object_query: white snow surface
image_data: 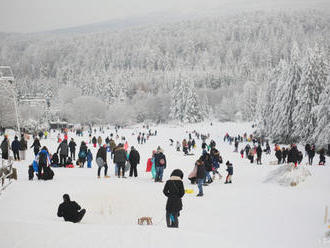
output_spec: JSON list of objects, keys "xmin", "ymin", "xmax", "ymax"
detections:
[
  {"xmin": 0, "ymin": 122, "xmax": 329, "ymax": 248},
  {"xmin": 264, "ymin": 163, "xmax": 312, "ymax": 187}
]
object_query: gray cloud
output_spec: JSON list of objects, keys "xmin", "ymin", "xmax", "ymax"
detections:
[{"xmin": 0, "ymin": 0, "xmax": 329, "ymax": 33}]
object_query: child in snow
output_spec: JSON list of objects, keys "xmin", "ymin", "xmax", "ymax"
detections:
[
  {"xmin": 240, "ymin": 149, "xmax": 244, "ymax": 158},
  {"xmin": 87, "ymin": 149, "xmax": 93, "ymax": 168},
  {"xmin": 225, "ymin": 161, "xmax": 233, "ymax": 184}
]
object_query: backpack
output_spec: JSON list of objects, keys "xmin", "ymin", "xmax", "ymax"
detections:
[
  {"xmin": 79, "ymin": 150, "xmax": 86, "ymax": 159},
  {"xmin": 39, "ymin": 152, "xmax": 48, "ymax": 166}
]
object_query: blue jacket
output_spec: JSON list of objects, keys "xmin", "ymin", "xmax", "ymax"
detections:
[{"xmin": 87, "ymin": 151, "xmax": 93, "ymax": 162}]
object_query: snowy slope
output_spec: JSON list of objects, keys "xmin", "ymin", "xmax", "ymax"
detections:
[{"xmin": 0, "ymin": 122, "xmax": 329, "ymax": 248}]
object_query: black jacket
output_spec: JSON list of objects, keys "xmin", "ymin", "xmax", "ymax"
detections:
[
  {"xmin": 114, "ymin": 147, "xmax": 127, "ymax": 163},
  {"xmin": 57, "ymin": 141, "xmax": 68, "ymax": 156},
  {"xmin": 0, "ymin": 138, "xmax": 9, "ymax": 153},
  {"xmin": 196, "ymin": 163, "xmax": 206, "ymax": 179},
  {"xmin": 11, "ymin": 139, "xmax": 21, "ymax": 152},
  {"xmin": 57, "ymin": 200, "xmax": 81, "ymax": 222},
  {"xmin": 129, "ymin": 149, "xmax": 140, "ymax": 165},
  {"xmin": 69, "ymin": 141, "xmax": 76, "ymax": 152},
  {"xmin": 155, "ymin": 152, "xmax": 166, "ymax": 167},
  {"xmin": 287, "ymin": 147, "xmax": 298, "ymax": 163},
  {"xmin": 226, "ymin": 163, "xmax": 233, "ymax": 175},
  {"xmin": 19, "ymin": 138, "xmax": 27, "ymax": 150},
  {"xmin": 163, "ymin": 177, "xmax": 185, "ymax": 213},
  {"xmin": 200, "ymin": 153, "xmax": 212, "ymax": 172},
  {"xmin": 31, "ymin": 139, "xmax": 41, "ymax": 149},
  {"xmin": 96, "ymin": 146, "xmax": 107, "ymax": 162},
  {"xmin": 256, "ymin": 146, "xmax": 262, "ymax": 157}
]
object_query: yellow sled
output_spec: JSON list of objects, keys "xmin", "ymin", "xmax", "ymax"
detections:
[{"xmin": 185, "ymin": 189, "xmax": 194, "ymax": 194}]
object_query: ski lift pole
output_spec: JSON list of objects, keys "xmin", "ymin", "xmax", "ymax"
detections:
[
  {"xmin": 12, "ymin": 93, "xmax": 20, "ymax": 135},
  {"xmin": 0, "ymin": 66, "xmax": 20, "ymax": 135}
]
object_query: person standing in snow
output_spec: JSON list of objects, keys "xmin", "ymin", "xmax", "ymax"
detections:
[
  {"xmin": 275, "ymin": 146, "xmax": 282, "ymax": 165},
  {"xmin": 1, "ymin": 135, "xmax": 10, "ymax": 161},
  {"xmin": 234, "ymin": 140, "xmax": 239, "ymax": 152},
  {"xmin": 57, "ymin": 139, "xmax": 69, "ymax": 167},
  {"xmin": 308, "ymin": 145, "xmax": 315, "ymax": 165},
  {"xmin": 57, "ymin": 194, "xmax": 86, "ymax": 223},
  {"xmin": 11, "ymin": 136, "xmax": 20, "ymax": 160},
  {"xmin": 92, "ymin": 136, "xmax": 97, "ymax": 148},
  {"xmin": 287, "ymin": 144, "xmax": 299, "ymax": 167},
  {"xmin": 19, "ymin": 134, "xmax": 28, "ymax": 160},
  {"xmin": 97, "ymin": 136, "xmax": 102, "ymax": 147},
  {"xmin": 31, "ymin": 137, "xmax": 41, "ymax": 156},
  {"xmin": 163, "ymin": 169, "xmax": 185, "ymax": 228},
  {"xmin": 256, "ymin": 144, "xmax": 262, "ymax": 165},
  {"xmin": 69, "ymin": 138, "xmax": 77, "ymax": 161},
  {"xmin": 128, "ymin": 146, "xmax": 140, "ymax": 177},
  {"xmin": 87, "ymin": 149, "xmax": 93, "ymax": 168},
  {"xmin": 224, "ymin": 161, "xmax": 233, "ymax": 184},
  {"xmin": 96, "ymin": 145, "xmax": 109, "ymax": 178},
  {"xmin": 196, "ymin": 159, "xmax": 205, "ymax": 196},
  {"xmin": 114, "ymin": 143, "xmax": 127, "ymax": 178},
  {"xmin": 109, "ymin": 138, "xmax": 116, "ymax": 159},
  {"xmin": 78, "ymin": 141, "xmax": 88, "ymax": 167},
  {"xmin": 200, "ymin": 150, "xmax": 213, "ymax": 184},
  {"xmin": 154, "ymin": 147, "xmax": 167, "ymax": 182}
]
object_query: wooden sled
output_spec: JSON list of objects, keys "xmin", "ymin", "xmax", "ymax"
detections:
[{"xmin": 138, "ymin": 217, "xmax": 153, "ymax": 225}]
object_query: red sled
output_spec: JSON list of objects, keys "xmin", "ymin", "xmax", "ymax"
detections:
[{"xmin": 146, "ymin": 158, "xmax": 152, "ymax": 172}]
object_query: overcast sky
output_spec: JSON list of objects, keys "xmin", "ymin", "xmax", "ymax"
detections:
[{"xmin": 0, "ymin": 0, "xmax": 329, "ymax": 33}]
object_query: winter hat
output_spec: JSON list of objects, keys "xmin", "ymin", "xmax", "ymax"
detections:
[
  {"xmin": 63, "ymin": 194, "xmax": 70, "ymax": 202},
  {"xmin": 170, "ymin": 169, "xmax": 184, "ymax": 179},
  {"xmin": 226, "ymin": 161, "xmax": 230, "ymax": 165}
]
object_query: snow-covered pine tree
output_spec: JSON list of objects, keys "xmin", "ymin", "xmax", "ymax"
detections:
[
  {"xmin": 200, "ymin": 93, "xmax": 210, "ymax": 120},
  {"xmin": 313, "ymin": 75, "xmax": 330, "ymax": 146},
  {"xmin": 292, "ymin": 45, "xmax": 327, "ymax": 143},
  {"xmin": 256, "ymin": 63, "xmax": 282, "ymax": 137},
  {"xmin": 170, "ymin": 73, "xmax": 203, "ymax": 123},
  {"xmin": 169, "ymin": 73, "xmax": 185, "ymax": 121},
  {"xmin": 271, "ymin": 43, "xmax": 302, "ymax": 143},
  {"xmin": 242, "ymin": 81, "xmax": 257, "ymax": 121},
  {"xmin": 182, "ymin": 82, "xmax": 204, "ymax": 123}
]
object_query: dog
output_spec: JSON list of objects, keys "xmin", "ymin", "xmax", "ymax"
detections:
[{"xmin": 138, "ymin": 217, "xmax": 152, "ymax": 225}]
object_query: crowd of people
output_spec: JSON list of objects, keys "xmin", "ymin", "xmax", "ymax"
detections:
[{"xmin": 0, "ymin": 123, "xmax": 328, "ymax": 227}]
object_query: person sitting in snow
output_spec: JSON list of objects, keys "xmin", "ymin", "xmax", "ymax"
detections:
[
  {"xmin": 51, "ymin": 152, "xmax": 59, "ymax": 167},
  {"xmin": 319, "ymin": 148, "xmax": 326, "ymax": 165},
  {"xmin": 57, "ymin": 194, "xmax": 86, "ymax": 223}
]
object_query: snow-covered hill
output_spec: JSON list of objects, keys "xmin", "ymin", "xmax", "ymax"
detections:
[{"xmin": 0, "ymin": 122, "xmax": 329, "ymax": 248}]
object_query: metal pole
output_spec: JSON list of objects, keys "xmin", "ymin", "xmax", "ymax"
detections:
[{"xmin": 12, "ymin": 93, "xmax": 20, "ymax": 135}]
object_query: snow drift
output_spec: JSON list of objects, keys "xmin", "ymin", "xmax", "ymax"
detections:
[{"xmin": 264, "ymin": 164, "xmax": 312, "ymax": 186}]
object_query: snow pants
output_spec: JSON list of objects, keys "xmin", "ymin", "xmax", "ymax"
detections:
[
  {"xmin": 166, "ymin": 211, "xmax": 179, "ymax": 228},
  {"xmin": 13, "ymin": 150, "xmax": 20, "ymax": 160},
  {"xmin": 129, "ymin": 163, "xmax": 138, "ymax": 177},
  {"xmin": 66, "ymin": 209, "xmax": 86, "ymax": 223},
  {"xmin": 117, "ymin": 162, "xmax": 126, "ymax": 177},
  {"xmin": 155, "ymin": 166, "xmax": 164, "ymax": 182},
  {"xmin": 60, "ymin": 155, "xmax": 67, "ymax": 166},
  {"xmin": 97, "ymin": 164, "xmax": 108, "ymax": 177}
]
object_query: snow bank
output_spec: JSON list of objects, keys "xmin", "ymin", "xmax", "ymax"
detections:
[{"xmin": 264, "ymin": 164, "xmax": 311, "ymax": 186}]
